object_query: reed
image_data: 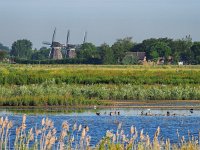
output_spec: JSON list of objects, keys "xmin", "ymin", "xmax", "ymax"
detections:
[
  {"xmin": 0, "ymin": 83, "xmax": 200, "ymax": 106},
  {"xmin": 1, "ymin": 115, "xmax": 199, "ymax": 150}
]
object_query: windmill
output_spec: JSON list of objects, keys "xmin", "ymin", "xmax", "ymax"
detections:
[
  {"xmin": 64, "ymin": 30, "xmax": 76, "ymax": 58},
  {"xmin": 43, "ymin": 28, "xmax": 63, "ymax": 60}
]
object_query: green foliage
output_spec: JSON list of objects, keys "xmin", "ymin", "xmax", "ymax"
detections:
[
  {"xmin": 77, "ymin": 42, "xmax": 99, "ymax": 60},
  {"xmin": 99, "ymin": 43, "xmax": 114, "ymax": 64},
  {"xmin": 150, "ymin": 50, "xmax": 159, "ymax": 61},
  {"xmin": 150, "ymin": 42, "xmax": 171, "ymax": 61},
  {"xmin": 10, "ymin": 39, "xmax": 32, "ymax": 59},
  {"xmin": 112, "ymin": 37, "xmax": 134, "ymax": 64},
  {"xmin": 0, "ymin": 50, "xmax": 8, "ymax": 61},
  {"xmin": 0, "ymin": 65, "xmax": 200, "ymax": 106},
  {"xmin": 0, "ymin": 65, "xmax": 200, "ymax": 85},
  {"xmin": 0, "ymin": 43, "xmax": 9, "ymax": 51},
  {"xmin": 31, "ymin": 47, "xmax": 50, "ymax": 60},
  {"xmin": 191, "ymin": 42, "xmax": 200, "ymax": 64},
  {"xmin": 0, "ymin": 83, "xmax": 200, "ymax": 106},
  {"xmin": 2, "ymin": 34, "xmax": 200, "ymax": 64}
]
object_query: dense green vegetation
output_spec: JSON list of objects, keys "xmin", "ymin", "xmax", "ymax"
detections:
[
  {"xmin": 0, "ymin": 64, "xmax": 200, "ymax": 106},
  {"xmin": 1, "ymin": 35, "xmax": 200, "ymax": 64},
  {"xmin": 0, "ymin": 83, "xmax": 200, "ymax": 106},
  {"xmin": 0, "ymin": 65, "xmax": 200, "ymax": 85}
]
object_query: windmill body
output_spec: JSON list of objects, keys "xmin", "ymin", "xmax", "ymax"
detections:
[
  {"xmin": 64, "ymin": 30, "xmax": 77, "ymax": 58},
  {"xmin": 66, "ymin": 47, "xmax": 76, "ymax": 58},
  {"xmin": 43, "ymin": 28, "xmax": 63, "ymax": 60},
  {"xmin": 50, "ymin": 42, "xmax": 63, "ymax": 60}
]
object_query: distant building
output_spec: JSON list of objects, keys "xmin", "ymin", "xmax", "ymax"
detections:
[
  {"xmin": 66, "ymin": 48, "xmax": 76, "ymax": 58},
  {"xmin": 125, "ymin": 52, "xmax": 146, "ymax": 61},
  {"xmin": 49, "ymin": 42, "xmax": 63, "ymax": 60}
]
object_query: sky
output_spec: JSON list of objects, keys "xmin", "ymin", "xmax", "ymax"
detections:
[{"xmin": 0, "ymin": 0, "xmax": 200, "ymax": 49}]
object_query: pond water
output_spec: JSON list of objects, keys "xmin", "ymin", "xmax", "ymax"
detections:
[{"xmin": 0, "ymin": 108, "xmax": 200, "ymax": 147}]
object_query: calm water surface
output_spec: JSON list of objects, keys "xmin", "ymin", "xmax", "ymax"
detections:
[{"xmin": 0, "ymin": 108, "xmax": 200, "ymax": 146}]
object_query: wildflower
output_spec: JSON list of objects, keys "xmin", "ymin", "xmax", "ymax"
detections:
[
  {"xmin": 118, "ymin": 122, "xmax": 122, "ymax": 130},
  {"xmin": 22, "ymin": 123, "xmax": 26, "ymax": 130},
  {"xmin": 106, "ymin": 130, "xmax": 113, "ymax": 138},
  {"xmin": 70, "ymin": 135, "xmax": 74, "ymax": 142},
  {"xmin": 140, "ymin": 129, "xmax": 145, "ymax": 140},
  {"xmin": 59, "ymin": 130, "xmax": 67, "ymax": 141},
  {"xmin": 81, "ymin": 128, "xmax": 86, "ymax": 138},
  {"xmin": 36, "ymin": 129, "xmax": 42, "ymax": 136},
  {"xmin": 7, "ymin": 121, "xmax": 13, "ymax": 129},
  {"xmin": 73, "ymin": 123, "xmax": 77, "ymax": 131},
  {"xmin": 16, "ymin": 127, "xmax": 21, "ymax": 136},
  {"xmin": 86, "ymin": 136, "xmax": 91, "ymax": 146},
  {"xmin": 52, "ymin": 128, "xmax": 57, "ymax": 135},
  {"xmin": 5, "ymin": 116, "xmax": 9, "ymax": 124},
  {"xmin": 41, "ymin": 118, "xmax": 45, "ymax": 126},
  {"xmin": 146, "ymin": 134, "xmax": 150, "ymax": 146},
  {"xmin": 62, "ymin": 121, "xmax": 69, "ymax": 131},
  {"xmin": 22, "ymin": 114, "xmax": 26, "ymax": 124},
  {"xmin": 130, "ymin": 125, "xmax": 135, "ymax": 135},
  {"xmin": 0, "ymin": 117, "xmax": 3, "ymax": 125},
  {"xmin": 78, "ymin": 124, "xmax": 82, "ymax": 132},
  {"xmin": 112, "ymin": 134, "xmax": 116, "ymax": 143},
  {"xmin": 85, "ymin": 126, "xmax": 89, "ymax": 132}
]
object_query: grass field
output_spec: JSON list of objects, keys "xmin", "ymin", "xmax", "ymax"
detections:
[{"xmin": 0, "ymin": 64, "xmax": 200, "ymax": 106}]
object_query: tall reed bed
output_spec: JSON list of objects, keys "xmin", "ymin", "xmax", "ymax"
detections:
[
  {"xmin": 0, "ymin": 83, "xmax": 200, "ymax": 106},
  {"xmin": 0, "ymin": 115, "xmax": 199, "ymax": 150}
]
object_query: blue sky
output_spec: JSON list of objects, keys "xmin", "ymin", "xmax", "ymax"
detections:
[{"xmin": 0, "ymin": 0, "xmax": 200, "ymax": 49}]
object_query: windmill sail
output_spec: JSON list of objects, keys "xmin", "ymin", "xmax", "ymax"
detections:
[
  {"xmin": 52, "ymin": 27, "xmax": 56, "ymax": 45},
  {"xmin": 83, "ymin": 31, "xmax": 87, "ymax": 44}
]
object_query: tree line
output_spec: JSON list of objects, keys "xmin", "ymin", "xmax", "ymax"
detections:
[{"xmin": 1, "ymin": 35, "xmax": 200, "ymax": 64}]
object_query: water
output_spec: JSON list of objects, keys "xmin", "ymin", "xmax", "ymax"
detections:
[{"xmin": 0, "ymin": 108, "xmax": 200, "ymax": 147}]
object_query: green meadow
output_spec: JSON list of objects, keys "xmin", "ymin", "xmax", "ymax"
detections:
[{"xmin": 0, "ymin": 64, "xmax": 200, "ymax": 106}]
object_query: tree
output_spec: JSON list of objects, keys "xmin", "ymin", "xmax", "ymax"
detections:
[
  {"xmin": 0, "ymin": 43, "xmax": 9, "ymax": 51},
  {"xmin": 0, "ymin": 50, "xmax": 8, "ymax": 61},
  {"xmin": 191, "ymin": 42, "xmax": 200, "ymax": 64},
  {"xmin": 10, "ymin": 39, "xmax": 32, "ymax": 59},
  {"xmin": 150, "ymin": 50, "xmax": 159, "ymax": 61},
  {"xmin": 112, "ymin": 37, "xmax": 134, "ymax": 64},
  {"xmin": 31, "ymin": 47, "xmax": 51, "ymax": 60},
  {"xmin": 137, "ymin": 38, "xmax": 158, "ymax": 59},
  {"xmin": 172, "ymin": 36, "xmax": 193, "ymax": 64},
  {"xmin": 77, "ymin": 43, "xmax": 99, "ymax": 60},
  {"xmin": 132, "ymin": 38, "xmax": 173, "ymax": 60},
  {"xmin": 150, "ymin": 42, "xmax": 171, "ymax": 62},
  {"xmin": 99, "ymin": 43, "xmax": 114, "ymax": 64}
]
